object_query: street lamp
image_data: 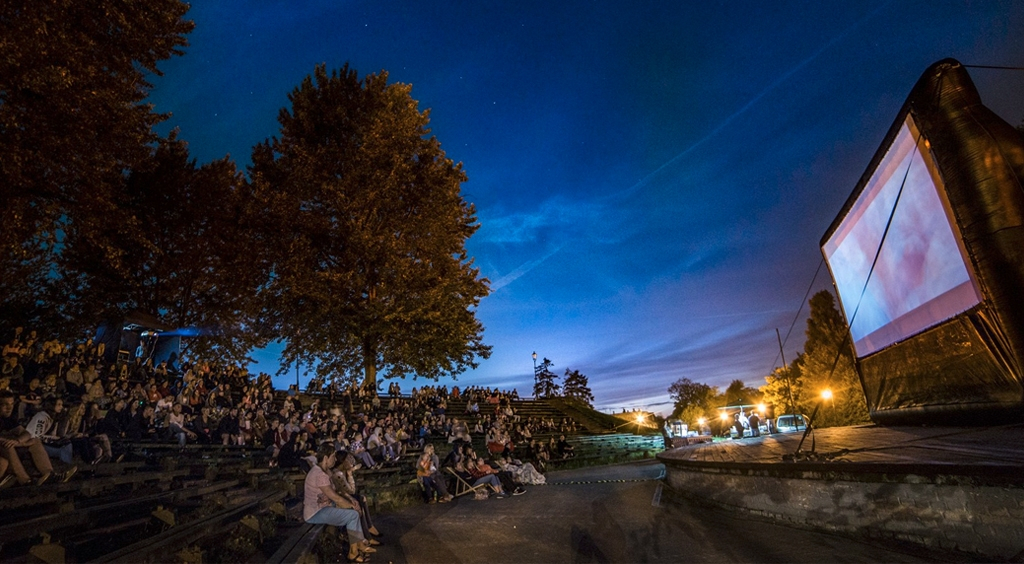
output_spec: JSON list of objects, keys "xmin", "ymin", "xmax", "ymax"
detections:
[{"xmin": 532, "ymin": 351, "xmax": 537, "ymax": 373}]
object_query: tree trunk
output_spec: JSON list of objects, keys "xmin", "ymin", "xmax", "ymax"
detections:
[{"xmin": 362, "ymin": 339, "xmax": 377, "ymax": 396}]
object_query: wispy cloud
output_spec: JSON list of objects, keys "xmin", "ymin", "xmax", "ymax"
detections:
[
  {"xmin": 474, "ymin": 196, "xmax": 608, "ymax": 246},
  {"xmin": 489, "ymin": 243, "xmax": 565, "ymax": 292}
]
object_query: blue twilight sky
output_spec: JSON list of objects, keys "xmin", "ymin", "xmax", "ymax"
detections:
[{"xmin": 146, "ymin": 1, "xmax": 1024, "ymax": 414}]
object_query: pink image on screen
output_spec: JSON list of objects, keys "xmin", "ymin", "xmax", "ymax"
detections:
[{"xmin": 823, "ymin": 115, "xmax": 981, "ymax": 357}]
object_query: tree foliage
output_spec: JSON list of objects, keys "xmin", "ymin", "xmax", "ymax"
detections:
[
  {"xmin": 562, "ymin": 368, "xmax": 594, "ymax": 407},
  {"xmin": 723, "ymin": 379, "xmax": 761, "ymax": 406},
  {"xmin": 112, "ymin": 138, "xmax": 269, "ymax": 362},
  {"xmin": 760, "ymin": 290, "xmax": 870, "ymax": 428},
  {"xmin": 667, "ymin": 377, "xmax": 717, "ymax": 425},
  {"xmin": 760, "ymin": 356, "xmax": 802, "ymax": 415},
  {"xmin": 533, "ymin": 357, "xmax": 560, "ymax": 398},
  {"xmin": 0, "ymin": 0, "xmax": 194, "ymax": 337},
  {"xmin": 249, "ymin": 64, "xmax": 491, "ymax": 388},
  {"xmin": 797, "ymin": 291, "xmax": 869, "ymax": 427}
]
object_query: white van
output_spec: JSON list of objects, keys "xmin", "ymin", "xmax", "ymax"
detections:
[{"xmin": 775, "ymin": 414, "xmax": 807, "ymax": 433}]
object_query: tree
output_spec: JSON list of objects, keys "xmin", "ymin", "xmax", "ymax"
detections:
[
  {"xmin": 797, "ymin": 291, "xmax": 870, "ymax": 427},
  {"xmin": 761, "ymin": 290, "xmax": 870, "ymax": 428},
  {"xmin": 722, "ymin": 379, "xmax": 761, "ymax": 406},
  {"xmin": 249, "ymin": 64, "xmax": 491, "ymax": 389},
  {"xmin": 562, "ymin": 368, "xmax": 594, "ymax": 407},
  {"xmin": 112, "ymin": 137, "xmax": 268, "ymax": 363},
  {"xmin": 533, "ymin": 357, "xmax": 560, "ymax": 398},
  {"xmin": 761, "ymin": 291, "xmax": 871, "ymax": 428},
  {"xmin": 0, "ymin": 1, "xmax": 194, "ymax": 337},
  {"xmin": 760, "ymin": 356, "xmax": 803, "ymax": 415},
  {"xmin": 667, "ymin": 377, "xmax": 717, "ymax": 426}
]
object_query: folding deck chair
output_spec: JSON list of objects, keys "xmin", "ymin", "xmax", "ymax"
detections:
[{"xmin": 444, "ymin": 467, "xmax": 488, "ymax": 498}]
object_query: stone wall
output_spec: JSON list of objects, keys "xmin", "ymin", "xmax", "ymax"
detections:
[{"xmin": 661, "ymin": 461, "xmax": 1024, "ymax": 560}]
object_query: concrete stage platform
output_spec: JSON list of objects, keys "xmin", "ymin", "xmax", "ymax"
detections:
[{"xmin": 657, "ymin": 424, "xmax": 1024, "ymax": 560}]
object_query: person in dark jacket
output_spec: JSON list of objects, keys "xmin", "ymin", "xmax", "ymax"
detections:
[
  {"xmin": 99, "ymin": 399, "xmax": 130, "ymax": 439},
  {"xmin": 126, "ymin": 404, "xmax": 157, "ymax": 441},
  {"xmin": 218, "ymin": 407, "xmax": 241, "ymax": 446},
  {"xmin": 192, "ymin": 406, "xmax": 214, "ymax": 444}
]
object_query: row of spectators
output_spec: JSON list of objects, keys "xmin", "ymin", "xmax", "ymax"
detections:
[
  {"xmin": 0, "ymin": 326, "xmax": 290, "ymax": 487},
  {"xmin": 2, "ymin": 326, "xmax": 587, "ymax": 494}
]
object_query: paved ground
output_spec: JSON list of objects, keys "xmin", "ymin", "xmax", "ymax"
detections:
[
  {"xmin": 360, "ymin": 461, "xmax": 969, "ymax": 564},
  {"xmin": 660, "ymin": 424, "xmax": 1024, "ymax": 467}
]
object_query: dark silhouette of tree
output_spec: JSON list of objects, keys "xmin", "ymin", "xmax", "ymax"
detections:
[
  {"xmin": 760, "ymin": 290, "xmax": 869, "ymax": 427},
  {"xmin": 0, "ymin": 1, "xmax": 194, "ymax": 337},
  {"xmin": 249, "ymin": 64, "xmax": 490, "ymax": 389},
  {"xmin": 533, "ymin": 357, "xmax": 560, "ymax": 398},
  {"xmin": 110, "ymin": 137, "xmax": 268, "ymax": 363},
  {"xmin": 798, "ymin": 290, "xmax": 869, "ymax": 427},
  {"xmin": 667, "ymin": 377, "xmax": 717, "ymax": 426},
  {"xmin": 562, "ymin": 368, "xmax": 594, "ymax": 407}
]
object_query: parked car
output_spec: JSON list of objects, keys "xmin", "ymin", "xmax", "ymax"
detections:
[{"xmin": 775, "ymin": 414, "xmax": 807, "ymax": 433}]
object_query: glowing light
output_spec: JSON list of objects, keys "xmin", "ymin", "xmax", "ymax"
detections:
[
  {"xmin": 821, "ymin": 389, "xmax": 833, "ymax": 400},
  {"xmin": 757, "ymin": 403, "xmax": 766, "ymax": 414},
  {"xmin": 719, "ymin": 412, "xmax": 730, "ymax": 422},
  {"xmin": 697, "ymin": 417, "xmax": 706, "ymax": 426},
  {"xmin": 635, "ymin": 414, "xmax": 645, "ymax": 425}
]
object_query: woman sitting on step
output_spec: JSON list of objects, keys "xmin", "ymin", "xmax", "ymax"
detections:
[
  {"xmin": 332, "ymin": 453, "xmax": 384, "ymax": 538},
  {"xmin": 303, "ymin": 443, "xmax": 374, "ymax": 562}
]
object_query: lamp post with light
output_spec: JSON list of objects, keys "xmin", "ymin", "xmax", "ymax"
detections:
[{"xmin": 531, "ymin": 352, "xmax": 538, "ymax": 399}]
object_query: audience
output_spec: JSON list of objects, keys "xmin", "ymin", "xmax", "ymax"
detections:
[
  {"xmin": 0, "ymin": 324, "xmax": 579, "ymax": 503},
  {"xmin": 1, "ymin": 390, "xmax": 74, "ymax": 486}
]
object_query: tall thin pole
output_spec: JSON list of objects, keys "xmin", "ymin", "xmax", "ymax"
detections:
[
  {"xmin": 776, "ymin": 328, "xmax": 796, "ymax": 415},
  {"xmin": 532, "ymin": 352, "xmax": 538, "ymax": 398}
]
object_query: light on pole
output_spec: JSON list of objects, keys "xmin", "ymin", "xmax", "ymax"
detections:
[{"xmin": 532, "ymin": 352, "xmax": 539, "ymax": 399}]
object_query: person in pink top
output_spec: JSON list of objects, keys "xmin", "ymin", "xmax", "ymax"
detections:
[{"xmin": 303, "ymin": 443, "xmax": 374, "ymax": 562}]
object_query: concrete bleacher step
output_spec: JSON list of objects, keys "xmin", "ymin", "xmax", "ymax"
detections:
[
  {"xmin": 90, "ymin": 488, "xmax": 288, "ymax": 563},
  {"xmin": 0, "ymin": 477, "xmax": 242, "ymax": 545},
  {"xmin": 266, "ymin": 522, "xmax": 325, "ymax": 564}
]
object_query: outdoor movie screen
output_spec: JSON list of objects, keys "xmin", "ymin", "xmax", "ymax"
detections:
[{"xmin": 823, "ymin": 114, "xmax": 982, "ymax": 358}]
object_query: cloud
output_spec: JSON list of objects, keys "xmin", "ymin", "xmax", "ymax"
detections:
[
  {"xmin": 474, "ymin": 196, "xmax": 609, "ymax": 246},
  {"xmin": 488, "ymin": 243, "xmax": 565, "ymax": 292}
]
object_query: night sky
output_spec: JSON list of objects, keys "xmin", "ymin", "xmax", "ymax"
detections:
[{"xmin": 146, "ymin": 1, "xmax": 1024, "ymax": 414}]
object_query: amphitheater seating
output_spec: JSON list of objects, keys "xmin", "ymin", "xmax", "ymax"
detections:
[
  {"xmin": 266, "ymin": 522, "xmax": 325, "ymax": 564},
  {"xmin": 0, "ymin": 389, "xmax": 663, "ymax": 561}
]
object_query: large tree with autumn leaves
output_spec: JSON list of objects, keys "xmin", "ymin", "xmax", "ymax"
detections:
[{"xmin": 249, "ymin": 64, "xmax": 491, "ymax": 390}]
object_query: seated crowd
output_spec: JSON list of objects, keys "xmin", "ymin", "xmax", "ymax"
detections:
[
  {"xmin": 0, "ymin": 326, "xmax": 291, "ymax": 488},
  {"xmin": 300, "ymin": 385, "xmax": 562, "ymax": 560},
  {"xmin": 2, "ymin": 326, "xmax": 583, "ymax": 508}
]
